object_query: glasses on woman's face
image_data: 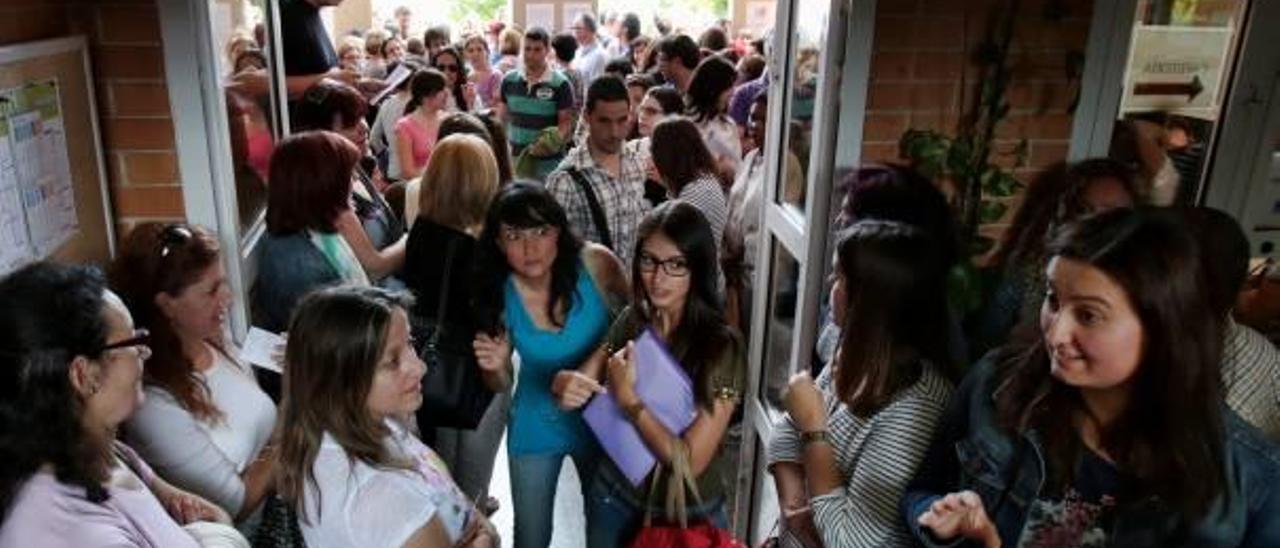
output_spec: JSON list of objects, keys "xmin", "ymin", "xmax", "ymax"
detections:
[
  {"xmin": 96, "ymin": 328, "xmax": 153, "ymax": 362},
  {"xmin": 436, "ymin": 63, "xmax": 460, "ymax": 73},
  {"xmin": 500, "ymin": 225, "xmax": 557, "ymax": 243},
  {"xmin": 159, "ymin": 224, "xmax": 193, "ymax": 259},
  {"xmin": 637, "ymin": 252, "xmax": 690, "ymax": 277}
]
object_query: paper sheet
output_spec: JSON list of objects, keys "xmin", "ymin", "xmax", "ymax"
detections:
[{"xmin": 239, "ymin": 327, "xmax": 286, "ymax": 373}]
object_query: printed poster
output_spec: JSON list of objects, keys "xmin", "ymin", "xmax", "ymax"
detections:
[
  {"xmin": 0, "ymin": 78, "xmax": 77, "ymax": 274},
  {"xmin": 1120, "ymin": 25, "xmax": 1235, "ymax": 120}
]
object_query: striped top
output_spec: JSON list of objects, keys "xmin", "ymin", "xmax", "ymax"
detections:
[
  {"xmin": 499, "ymin": 67, "xmax": 574, "ymax": 154},
  {"xmin": 675, "ymin": 173, "xmax": 728, "ymax": 250},
  {"xmin": 768, "ymin": 361, "xmax": 954, "ymax": 548},
  {"xmin": 1222, "ymin": 319, "xmax": 1280, "ymax": 441}
]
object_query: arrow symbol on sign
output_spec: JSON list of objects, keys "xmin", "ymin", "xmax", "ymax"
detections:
[{"xmin": 1134, "ymin": 75, "xmax": 1205, "ymax": 101}]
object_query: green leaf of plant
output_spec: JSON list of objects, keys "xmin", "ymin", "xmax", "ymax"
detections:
[
  {"xmin": 978, "ymin": 200, "xmax": 1008, "ymax": 224},
  {"xmin": 969, "ymin": 235, "xmax": 997, "ymax": 257}
]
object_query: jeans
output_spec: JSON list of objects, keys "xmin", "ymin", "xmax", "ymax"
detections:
[
  {"xmin": 508, "ymin": 447, "xmax": 604, "ymax": 548},
  {"xmin": 434, "ymin": 390, "xmax": 510, "ymax": 502},
  {"xmin": 585, "ymin": 465, "xmax": 729, "ymax": 548}
]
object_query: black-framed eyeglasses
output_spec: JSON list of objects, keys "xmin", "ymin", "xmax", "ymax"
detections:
[
  {"xmin": 158, "ymin": 224, "xmax": 192, "ymax": 259},
  {"xmin": 637, "ymin": 252, "xmax": 690, "ymax": 277},
  {"xmin": 436, "ymin": 64, "xmax": 460, "ymax": 73},
  {"xmin": 96, "ymin": 328, "xmax": 152, "ymax": 361}
]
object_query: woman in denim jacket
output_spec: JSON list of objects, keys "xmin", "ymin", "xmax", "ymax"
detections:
[{"xmin": 903, "ymin": 208, "xmax": 1280, "ymax": 547}]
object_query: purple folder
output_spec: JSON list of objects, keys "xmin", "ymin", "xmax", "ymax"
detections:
[{"xmin": 583, "ymin": 328, "xmax": 697, "ymax": 486}]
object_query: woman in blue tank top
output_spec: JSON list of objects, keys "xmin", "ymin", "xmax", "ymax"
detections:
[{"xmin": 473, "ymin": 183, "xmax": 630, "ymax": 548}]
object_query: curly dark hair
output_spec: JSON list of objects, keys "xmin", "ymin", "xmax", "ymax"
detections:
[
  {"xmin": 0, "ymin": 262, "xmax": 113, "ymax": 518},
  {"xmin": 474, "ymin": 182, "xmax": 585, "ymax": 335}
]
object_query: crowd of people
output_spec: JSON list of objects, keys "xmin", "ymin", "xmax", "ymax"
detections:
[{"xmin": 1, "ymin": 1, "xmax": 1279, "ymax": 547}]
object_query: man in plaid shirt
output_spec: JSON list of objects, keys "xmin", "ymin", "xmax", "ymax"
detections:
[{"xmin": 546, "ymin": 76, "xmax": 651, "ymax": 268}]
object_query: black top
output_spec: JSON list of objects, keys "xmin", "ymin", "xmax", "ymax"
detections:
[
  {"xmin": 404, "ymin": 219, "xmax": 479, "ymax": 334},
  {"xmin": 280, "ymin": 0, "xmax": 336, "ymax": 76}
]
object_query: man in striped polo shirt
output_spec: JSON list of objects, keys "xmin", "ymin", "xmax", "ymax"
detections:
[{"xmin": 493, "ymin": 27, "xmax": 576, "ymax": 181}]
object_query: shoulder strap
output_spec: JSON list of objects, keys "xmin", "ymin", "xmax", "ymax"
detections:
[
  {"xmin": 566, "ymin": 167, "xmax": 613, "ymax": 249},
  {"xmin": 431, "ymin": 238, "xmax": 458, "ymax": 345}
]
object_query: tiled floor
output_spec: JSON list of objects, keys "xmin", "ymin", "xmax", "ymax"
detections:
[{"xmin": 489, "ymin": 433, "xmax": 586, "ymax": 548}]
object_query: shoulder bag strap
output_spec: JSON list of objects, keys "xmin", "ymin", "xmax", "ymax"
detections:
[
  {"xmin": 567, "ymin": 167, "xmax": 613, "ymax": 249},
  {"xmin": 430, "ymin": 238, "xmax": 458, "ymax": 346}
]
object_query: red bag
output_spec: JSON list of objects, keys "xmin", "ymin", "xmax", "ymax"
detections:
[{"xmin": 628, "ymin": 441, "xmax": 746, "ymax": 548}]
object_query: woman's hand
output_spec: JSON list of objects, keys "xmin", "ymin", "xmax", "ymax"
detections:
[
  {"xmin": 781, "ymin": 506, "xmax": 823, "ymax": 548},
  {"xmin": 473, "ymin": 333, "xmax": 511, "ymax": 374},
  {"xmin": 458, "ymin": 508, "xmax": 499, "ymax": 547},
  {"xmin": 783, "ymin": 372, "xmax": 826, "ymax": 432},
  {"xmin": 463, "ymin": 83, "xmax": 478, "ymax": 110},
  {"xmin": 605, "ymin": 342, "xmax": 639, "ymax": 407},
  {"xmin": 551, "ymin": 370, "xmax": 604, "ymax": 410},
  {"xmin": 161, "ymin": 488, "xmax": 231, "ymax": 526},
  {"xmin": 917, "ymin": 491, "xmax": 1001, "ymax": 548}
]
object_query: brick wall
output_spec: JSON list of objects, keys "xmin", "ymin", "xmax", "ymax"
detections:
[
  {"xmin": 861, "ymin": 0, "xmax": 1093, "ymax": 242},
  {"xmin": 0, "ymin": 0, "xmax": 184, "ymax": 241}
]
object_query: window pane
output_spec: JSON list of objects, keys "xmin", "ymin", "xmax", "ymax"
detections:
[
  {"xmin": 1115, "ymin": 0, "xmax": 1248, "ymax": 204},
  {"xmin": 758, "ymin": 237, "xmax": 801, "ymax": 411},
  {"xmin": 211, "ymin": 0, "xmax": 272, "ymax": 235},
  {"xmin": 776, "ymin": 0, "xmax": 831, "ymax": 213}
]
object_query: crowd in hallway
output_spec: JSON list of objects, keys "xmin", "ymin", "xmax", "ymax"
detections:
[{"xmin": 1, "ymin": 1, "xmax": 1279, "ymax": 547}]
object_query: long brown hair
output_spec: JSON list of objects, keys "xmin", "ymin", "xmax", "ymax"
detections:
[
  {"xmin": 108, "ymin": 222, "xmax": 224, "ymax": 422},
  {"xmin": 994, "ymin": 208, "xmax": 1226, "ymax": 521},
  {"xmin": 276, "ymin": 286, "xmax": 415, "ymax": 523},
  {"xmin": 833, "ymin": 221, "xmax": 952, "ymax": 415}
]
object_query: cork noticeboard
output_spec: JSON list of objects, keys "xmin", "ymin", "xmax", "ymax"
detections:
[{"xmin": 0, "ymin": 35, "xmax": 113, "ymax": 276}]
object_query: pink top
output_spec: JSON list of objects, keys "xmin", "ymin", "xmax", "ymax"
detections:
[
  {"xmin": 395, "ymin": 115, "xmax": 436, "ymax": 175},
  {"xmin": 0, "ymin": 442, "xmax": 198, "ymax": 548}
]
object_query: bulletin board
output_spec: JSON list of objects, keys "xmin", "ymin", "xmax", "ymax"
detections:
[{"xmin": 0, "ymin": 35, "xmax": 113, "ymax": 276}]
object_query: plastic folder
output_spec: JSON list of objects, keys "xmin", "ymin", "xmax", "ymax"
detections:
[{"xmin": 583, "ymin": 328, "xmax": 698, "ymax": 486}]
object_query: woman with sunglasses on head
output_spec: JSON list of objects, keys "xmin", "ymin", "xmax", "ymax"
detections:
[
  {"xmin": 472, "ymin": 182, "xmax": 630, "ymax": 548},
  {"xmin": 434, "ymin": 46, "xmax": 476, "ymax": 113},
  {"xmin": 293, "ymin": 80, "xmax": 408, "ymax": 289},
  {"xmin": 0, "ymin": 262, "xmax": 240, "ymax": 547},
  {"xmin": 396, "ymin": 69, "xmax": 449, "ymax": 180},
  {"xmin": 276, "ymin": 286, "xmax": 497, "ymax": 548},
  {"xmin": 768, "ymin": 221, "xmax": 956, "ymax": 548},
  {"xmin": 110, "ymin": 223, "xmax": 278, "ymax": 532},
  {"xmin": 586, "ymin": 201, "xmax": 746, "ymax": 546},
  {"xmin": 905, "ymin": 208, "xmax": 1280, "ymax": 548}
]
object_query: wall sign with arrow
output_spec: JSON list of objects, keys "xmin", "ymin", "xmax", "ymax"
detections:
[{"xmin": 1121, "ymin": 25, "xmax": 1236, "ymax": 121}]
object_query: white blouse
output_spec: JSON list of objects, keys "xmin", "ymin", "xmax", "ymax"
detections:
[{"xmin": 300, "ymin": 419, "xmax": 472, "ymax": 548}]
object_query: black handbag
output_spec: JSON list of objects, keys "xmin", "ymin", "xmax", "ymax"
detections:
[{"xmin": 412, "ymin": 238, "xmax": 495, "ymax": 430}]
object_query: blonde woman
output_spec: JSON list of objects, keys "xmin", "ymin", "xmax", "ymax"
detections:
[{"xmin": 402, "ymin": 134, "xmax": 508, "ymax": 512}]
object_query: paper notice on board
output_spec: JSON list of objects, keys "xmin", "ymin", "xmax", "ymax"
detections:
[
  {"xmin": 1120, "ymin": 25, "xmax": 1234, "ymax": 121},
  {"xmin": 5, "ymin": 80, "xmax": 77, "ymax": 258},
  {"xmin": 0, "ymin": 102, "xmax": 33, "ymax": 273},
  {"xmin": 525, "ymin": 3, "xmax": 554, "ymax": 31}
]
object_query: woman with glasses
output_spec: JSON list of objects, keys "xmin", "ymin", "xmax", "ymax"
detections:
[
  {"xmin": 395, "ymin": 69, "xmax": 449, "ymax": 180},
  {"xmin": 434, "ymin": 46, "xmax": 476, "ymax": 113},
  {"xmin": 0, "ymin": 262, "xmax": 239, "ymax": 546},
  {"xmin": 473, "ymin": 182, "xmax": 629, "ymax": 548},
  {"xmin": 109, "ymin": 223, "xmax": 278, "ymax": 533},
  {"xmin": 586, "ymin": 201, "xmax": 746, "ymax": 546}
]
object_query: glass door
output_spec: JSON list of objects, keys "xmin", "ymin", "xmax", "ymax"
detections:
[{"xmin": 735, "ymin": 0, "xmax": 868, "ymax": 542}]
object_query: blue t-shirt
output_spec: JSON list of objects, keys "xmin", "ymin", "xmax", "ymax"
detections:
[{"xmin": 504, "ymin": 264, "xmax": 610, "ymax": 455}]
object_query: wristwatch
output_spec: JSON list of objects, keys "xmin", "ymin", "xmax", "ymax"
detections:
[
  {"xmin": 623, "ymin": 400, "xmax": 647, "ymax": 423},
  {"xmin": 801, "ymin": 430, "xmax": 830, "ymax": 446}
]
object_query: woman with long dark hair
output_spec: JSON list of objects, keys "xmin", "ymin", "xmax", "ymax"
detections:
[
  {"xmin": 650, "ymin": 118, "xmax": 728, "ymax": 250},
  {"xmin": 0, "ymin": 262, "xmax": 236, "ymax": 546},
  {"xmin": 684, "ymin": 55, "xmax": 741, "ymax": 182},
  {"xmin": 111, "ymin": 223, "xmax": 277, "ymax": 527},
  {"xmin": 472, "ymin": 182, "xmax": 628, "ymax": 548},
  {"xmin": 433, "ymin": 46, "xmax": 475, "ymax": 112},
  {"xmin": 905, "ymin": 208, "xmax": 1280, "ymax": 547},
  {"xmin": 395, "ymin": 69, "xmax": 449, "ymax": 180},
  {"xmin": 768, "ymin": 221, "xmax": 955, "ymax": 547},
  {"xmin": 276, "ymin": 286, "xmax": 496, "ymax": 548},
  {"xmin": 586, "ymin": 201, "xmax": 746, "ymax": 546}
]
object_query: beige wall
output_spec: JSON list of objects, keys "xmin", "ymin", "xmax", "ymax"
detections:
[
  {"xmin": 332, "ymin": 0, "xmax": 374, "ymax": 40},
  {"xmin": 511, "ymin": 0, "xmax": 598, "ymax": 32}
]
